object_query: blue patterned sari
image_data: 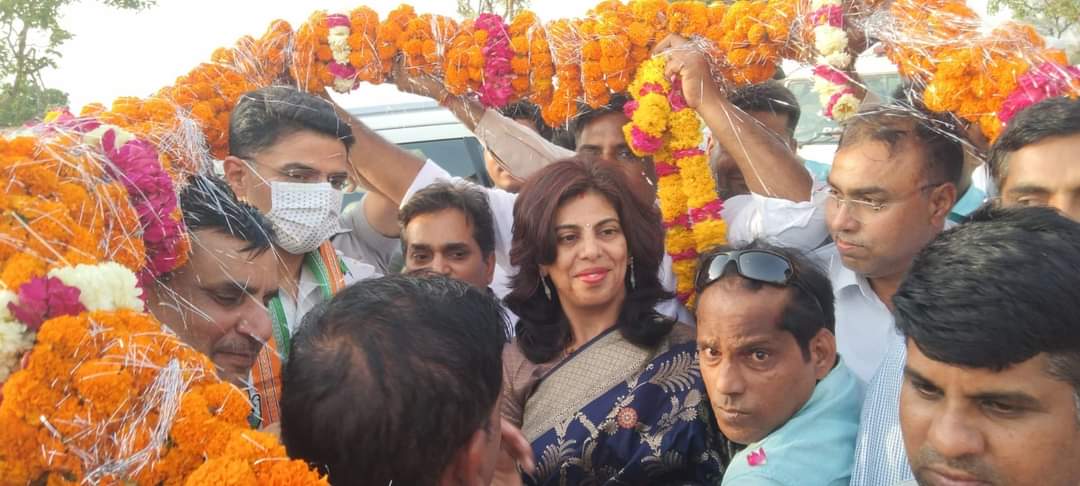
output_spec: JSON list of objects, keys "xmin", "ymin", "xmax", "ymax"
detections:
[{"xmin": 521, "ymin": 327, "xmax": 728, "ymax": 485}]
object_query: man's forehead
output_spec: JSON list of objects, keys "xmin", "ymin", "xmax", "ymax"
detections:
[
  {"xmin": 906, "ymin": 342, "xmax": 1066, "ymax": 398},
  {"xmin": 580, "ymin": 112, "xmax": 630, "ymax": 141},
  {"xmin": 1003, "ymin": 137, "xmax": 1080, "ymax": 188},
  {"xmin": 697, "ymin": 282, "xmax": 790, "ymax": 336},
  {"xmin": 831, "ymin": 141, "xmax": 926, "ymax": 189}
]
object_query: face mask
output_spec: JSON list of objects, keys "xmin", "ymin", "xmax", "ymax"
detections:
[{"xmin": 265, "ymin": 181, "xmax": 345, "ymax": 255}]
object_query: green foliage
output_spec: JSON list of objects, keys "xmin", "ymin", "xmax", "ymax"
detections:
[
  {"xmin": 0, "ymin": 0, "xmax": 154, "ymax": 127},
  {"xmin": 456, "ymin": 0, "xmax": 530, "ymax": 19},
  {"xmin": 989, "ymin": 0, "xmax": 1080, "ymax": 38}
]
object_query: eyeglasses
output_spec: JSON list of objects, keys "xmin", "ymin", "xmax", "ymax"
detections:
[
  {"xmin": 695, "ymin": 249, "xmax": 826, "ymax": 316},
  {"xmin": 244, "ymin": 158, "xmax": 356, "ymax": 191},
  {"xmin": 827, "ymin": 182, "xmax": 945, "ymax": 222}
]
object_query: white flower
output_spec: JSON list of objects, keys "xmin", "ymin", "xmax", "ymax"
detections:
[
  {"xmin": 814, "ymin": 76, "xmax": 844, "ymax": 104},
  {"xmin": 48, "ymin": 262, "xmax": 143, "ymax": 312},
  {"xmin": 824, "ymin": 51, "xmax": 853, "ymax": 69},
  {"xmin": 814, "ymin": 26, "xmax": 848, "ymax": 56},
  {"xmin": 328, "ymin": 26, "xmax": 351, "ymax": 64},
  {"xmin": 811, "ymin": 0, "xmax": 841, "ymax": 9},
  {"xmin": 0, "ymin": 320, "xmax": 33, "ymax": 382},
  {"xmin": 82, "ymin": 125, "xmax": 134, "ymax": 152},
  {"xmin": 0, "ymin": 289, "xmax": 15, "ymax": 322},
  {"xmin": 831, "ymin": 93, "xmax": 862, "ymax": 122},
  {"xmin": 332, "ymin": 77, "xmax": 355, "ymax": 94}
]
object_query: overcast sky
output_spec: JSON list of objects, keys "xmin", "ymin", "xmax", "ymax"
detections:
[{"xmin": 41, "ymin": 0, "xmax": 1004, "ymax": 111}]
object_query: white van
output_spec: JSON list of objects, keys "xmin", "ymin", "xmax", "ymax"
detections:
[
  {"xmin": 783, "ymin": 53, "xmax": 903, "ymax": 166},
  {"xmin": 343, "ymin": 101, "xmax": 491, "ymax": 207}
]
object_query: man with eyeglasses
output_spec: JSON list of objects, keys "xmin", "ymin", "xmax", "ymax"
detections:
[
  {"xmin": 695, "ymin": 242, "xmax": 863, "ymax": 485},
  {"xmin": 851, "ymin": 98, "xmax": 1080, "ymax": 486},
  {"xmin": 831, "ymin": 106, "xmax": 968, "ymax": 486},
  {"xmin": 817, "ymin": 106, "xmax": 962, "ymax": 383},
  {"xmin": 221, "ymin": 86, "xmax": 401, "ymax": 428}
]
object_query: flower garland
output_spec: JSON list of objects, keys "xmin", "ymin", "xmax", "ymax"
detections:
[
  {"xmin": 444, "ymin": 19, "xmax": 486, "ymax": 97},
  {"xmin": 920, "ymin": 22, "xmax": 1072, "ymax": 141},
  {"xmin": 0, "ymin": 308, "xmax": 327, "ymax": 484},
  {"xmin": 475, "ymin": 13, "xmax": 515, "ymax": 108},
  {"xmin": 348, "ymin": 6, "xmax": 384, "ymax": 83},
  {"xmin": 402, "ymin": 14, "xmax": 460, "ymax": 77},
  {"xmin": 327, "ymin": 13, "xmax": 359, "ymax": 93},
  {"xmin": 624, "ymin": 57, "xmax": 727, "ymax": 303},
  {"xmin": 580, "ymin": 17, "xmax": 610, "ymax": 108},
  {"xmin": 0, "ymin": 262, "xmax": 143, "ymax": 382},
  {"xmin": 95, "ymin": 126, "xmax": 189, "ymax": 284},
  {"xmin": 507, "ymin": 11, "xmax": 538, "ymax": 98},
  {"xmin": 809, "ymin": 0, "xmax": 861, "ymax": 122},
  {"xmin": 998, "ymin": 62, "xmax": 1080, "ymax": 124}
]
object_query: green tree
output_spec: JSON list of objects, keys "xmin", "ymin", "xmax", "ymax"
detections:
[
  {"xmin": 456, "ymin": 0, "xmax": 530, "ymax": 19},
  {"xmin": 989, "ymin": 0, "xmax": 1080, "ymax": 38},
  {"xmin": 0, "ymin": 0, "xmax": 155, "ymax": 127}
]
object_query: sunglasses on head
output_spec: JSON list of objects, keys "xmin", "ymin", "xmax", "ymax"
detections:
[
  {"xmin": 695, "ymin": 249, "xmax": 796, "ymax": 290},
  {"xmin": 695, "ymin": 249, "xmax": 827, "ymax": 316}
]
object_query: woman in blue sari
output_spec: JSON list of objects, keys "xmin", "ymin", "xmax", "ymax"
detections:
[{"xmin": 500, "ymin": 158, "xmax": 728, "ymax": 485}]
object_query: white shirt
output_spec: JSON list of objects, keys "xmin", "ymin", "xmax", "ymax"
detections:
[
  {"xmin": 279, "ymin": 203, "xmax": 393, "ymax": 335},
  {"xmin": 280, "ymin": 252, "xmax": 379, "ymax": 335},
  {"xmin": 404, "ymin": 160, "xmax": 831, "ymax": 325},
  {"xmin": 812, "ymin": 244, "xmax": 895, "ymax": 383}
]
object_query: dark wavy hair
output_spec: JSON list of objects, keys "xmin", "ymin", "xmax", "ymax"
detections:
[{"xmin": 505, "ymin": 157, "xmax": 674, "ymax": 364}]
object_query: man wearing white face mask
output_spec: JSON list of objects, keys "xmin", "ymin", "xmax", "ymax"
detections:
[{"xmin": 222, "ymin": 86, "xmax": 400, "ymax": 428}]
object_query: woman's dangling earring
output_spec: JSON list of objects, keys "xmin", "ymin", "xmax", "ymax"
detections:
[
  {"xmin": 542, "ymin": 276, "xmax": 553, "ymax": 301},
  {"xmin": 629, "ymin": 257, "xmax": 636, "ymax": 290}
]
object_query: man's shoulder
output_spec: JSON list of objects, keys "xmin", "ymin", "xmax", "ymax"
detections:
[{"xmin": 339, "ymin": 254, "xmax": 380, "ymax": 284}]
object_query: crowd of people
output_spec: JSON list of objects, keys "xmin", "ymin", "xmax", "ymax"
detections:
[{"xmin": 144, "ymin": 34, "xmax": 1080, "ymax": 486}]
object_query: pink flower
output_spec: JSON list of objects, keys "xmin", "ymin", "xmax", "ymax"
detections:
[
  {"xmin": 662, "ymin": 213, "xmax": 692, "ymax": 230},
  {"xmin": 8, "ymin": 277, "xmax": 87, "ymax": 331},
  {"xmin": 630, "ymin": 126, "xmax": 664, "ymax": 153},
  {"xmin": 812, "ymin": 64, "xmax": 850, "ymax": 86},
  {"xmin": 102, "ymin": 129, "xmax": 187, "ymax": 279},
  {"xmin": 325, "ymin": 14, "xmax": 350, "ymax": 29},
  {"xmin": 639, "ymin": 82, "xmax": 666, "ymax": 96},
  {"xmin": 747, "ymin": 447, "xmax": 767, "ymax": 467},
  {"xmin": 668, "ymin": 78, "xmax": 689, "ymax": 111},
  {"xmin": 999, "ymin": 63, "xmax": 1080, "ymax": 124},
  {"xmin": 623, "ymin": 99, "xmax": 640, "ymax": 117},
  {"xmin": 476, "ymin": 13, "xmax": 515, "ymax": 108},
  {"xmin": 673, "ymin": 148, "xmax": 705, "ymax": 159},
  {"xmin": 654, "ymin": 161, "xmax": 679, "ymax": 177},
  {"xmin": 690, "ymin": 200, "xmax": 725, "ymax": 223},
  {"xmin": 811, "ymin": 5, "xmax": 843, "ymax": 28},
  {"xmin": 328, "ymin": 62, "xmax": 357, "ymax": 79}
]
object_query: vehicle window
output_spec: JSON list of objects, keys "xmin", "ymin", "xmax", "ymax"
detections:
[
  {"xmin": 788, "ymin": 73, "xmax": 903, "ymax": 148},
  {"xmin": 400, "ymin": 138, "xmax": 487, "ymax": 182}
]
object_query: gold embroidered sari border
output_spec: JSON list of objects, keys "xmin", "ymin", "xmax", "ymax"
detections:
[{"xmin": 521, "ymin": 332, "xmax": 667, "ymax": 442}]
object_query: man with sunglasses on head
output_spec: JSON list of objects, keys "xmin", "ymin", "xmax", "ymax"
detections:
[
  {"xmin": 221, "ymin": 86, "xmax": 401, "ymax": 428},
  {"xmin": 695, "ymin": 242, "xmax": 863, "ymax": 485}
]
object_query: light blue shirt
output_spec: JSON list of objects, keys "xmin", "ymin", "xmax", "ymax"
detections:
[
  {"xmin": 948, "ymin": 184, "xmax": 987, "ymax": 223},
  {"xmin": 722, "ymin": 359, "xmax": 864, "ymax": 486},
  {"xmin": 850, "ymin": 336, "xmax": 912, "ymax": 485}
]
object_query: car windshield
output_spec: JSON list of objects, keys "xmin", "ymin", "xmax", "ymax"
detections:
[
  {"xmin": 399, "ymin": 137, "xmax": 487, "ymax": 184},
  {"xmin": 787, "ymin": 73, "xmax": 904, "ymax": 147}
]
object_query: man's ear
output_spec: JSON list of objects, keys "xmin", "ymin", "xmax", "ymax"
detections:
[
  {"xmin": 484, "ymin": 252, "xmax": 496, "ymax": 285},
  {"xmin": 808, "ymin": 327, "xmax": 837, "ymax": 381},
  {"xmin": 222, "ymin": 155, "xmax": 251, "ymax": 198},
  {"xmin": 929, "ymin": 182, "xmax": 958, "ymax": 224},
  {"xmin": 440, "ymin": 426, "xmax": 490, "ymax": 486}
]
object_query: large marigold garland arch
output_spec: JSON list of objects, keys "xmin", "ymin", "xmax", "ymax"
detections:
[{"xmin": 0, "ymin": 0, "xmax": 1079, "ymax": 483}]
